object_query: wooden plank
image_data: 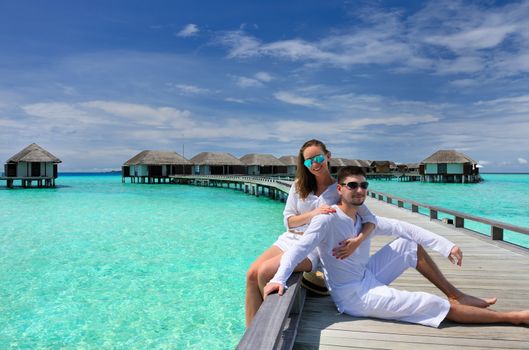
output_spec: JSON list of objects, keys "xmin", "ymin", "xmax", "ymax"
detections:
[{"xmin": 295, "ymin": 328, "xmax": 529, "ymax": 349}]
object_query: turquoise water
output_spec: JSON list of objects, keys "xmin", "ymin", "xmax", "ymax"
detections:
[
  {"xmin": 368, "ymin": 173, "xmax": 529, "ymax": 248},
  {"xmin": 0, "ymin": 174, "xmax": 285, "ymax": 349}
]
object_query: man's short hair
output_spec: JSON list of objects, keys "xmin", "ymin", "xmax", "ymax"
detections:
[{"xmin": 337, "ymin": 166, "xmax": 366, "ymax": 184}]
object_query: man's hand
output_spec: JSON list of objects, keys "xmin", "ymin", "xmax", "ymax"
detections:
[
  {"xmin": 448, "ymin": 245, "xmax": 463, "ymax": 266},
  {"xmin": 332, "ymin": 237, "xmax": 361, "ymax": 259},
  {"xmin": 263, "ymin": 282, "xmax": 284, "ymax": 299}
]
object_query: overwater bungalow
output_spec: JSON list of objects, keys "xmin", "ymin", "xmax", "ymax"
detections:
[
  {"xmin": 349, "ymin": 159, "xmax": 372, "ymax": 174},
  {"xmin": 396, "ymin": 163, "xmax": 408, "ymax": 172},
  {"xmin": 370, "ymin": 160, "xmax": 394, "ymax": 173},
  {"xmin": 330, "ymin": 158, "xmax": 354, "ymax": 175},
  {"xmin": 122, "ymin": 150, "xmax": 191, "ymax": 183},
  {"xmin": 240, "ymin": 154, "xmax": 287, "ymax": 176},
  {"xmin": 190, "ymin": 152, "xmax": 245, "ymax": 175},
  {"xmin": 279, "ymin": 155, "xmax": 297, "ymax": 177},
  {"xmin": 420, "ymin": 150, "xmax": 481, "ymax": 183},
  {"xmin": 3, "ymin": 143, "xmax": 61, "ymax": 188},
  {"xmin": 406, "ymin": 162, "xmax": 420, "ymax": 173}
]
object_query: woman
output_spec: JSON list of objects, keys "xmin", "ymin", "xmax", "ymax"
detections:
[{"xmin": 245, "ymin": 139, "xmax": 377, "ymax": 326}]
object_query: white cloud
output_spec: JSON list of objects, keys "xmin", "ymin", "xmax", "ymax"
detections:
[
  {"xmin": 169, "ymin": 84, "xmax": 210, "ymax": 95},
  {"xmin": 0, "ymin": 118, "xmax": 24, "ymax": 128},
  {"xmin": 423, "ymin": 25, "xmax": 516, "ymax": 52},
  {"xmin": 255, "ymin": 72, "xmax": 273, "ymax": 82},
  {"xmin": 274, "ymin": 91, "xmax": 322, "ymax": 108},
  {"xmin": 225, "ymin": 97, "xmax": 246, "ymax": 104},
  {"xmin": 81, "ymin": 101, "xmax": 193, "ymax": 128},
  {"xmin": 218, "ymin": 30, "xmax": 261, "ymax": 58},
  {"xmin": 176, "ymin": 24, "xmax": 199, "ymax": 37},
  {"xmin": 22, "ymin": 102, "xmax": 109, "ymax": 124},
  {"xmin": 350, "ymin": 115, "xmax": 439, "ymax": 128},
  {"xmin": 518, "ymin": 157, "xmax": 528, "ymax": 164},
  {"xmin": 235, "ymin": 76, "xmax": 263, "ymax": 88}
]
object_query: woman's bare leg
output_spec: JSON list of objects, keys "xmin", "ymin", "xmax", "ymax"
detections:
[
  {"xmin": 257, "ymin": 254, "xmax": 313, "ymax": 294},
  {"xmin": 446, "ymin": 301, "xmax": 529, "ymax": 325},
  {"xmin": 245, "ymin": 245, "xmax": 283, "ymax": 327}
]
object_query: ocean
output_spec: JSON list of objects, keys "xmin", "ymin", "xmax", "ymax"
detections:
[
  {"xmin": 1, "ymin": 172, "xmax": 527, "ymax": 348},
  {"xmin": 0, "ymin": 174, "xmax": 284, "ymax": 349}
]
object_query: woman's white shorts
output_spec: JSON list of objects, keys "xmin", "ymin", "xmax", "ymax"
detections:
[{"xmin": 273, "ymin": 231, "xmax": 319, "ymax": 272}]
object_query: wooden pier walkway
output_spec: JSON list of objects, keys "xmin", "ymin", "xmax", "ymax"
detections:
[
  {"xmin": 294, "ymin": 196, "xmax": 529, "ymax": 349},
  {"xmin": 170, "ymin": 174, "xmax": 292, "ymax": 201}
]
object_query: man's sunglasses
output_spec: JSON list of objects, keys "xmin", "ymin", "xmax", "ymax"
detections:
[
  {"xmin": 303, "ymin": 154, "xmax": 325, "ymax": 168},
  {"xmin": 340, "ymin": 181, "xmax": 369, "ymax": 190}
]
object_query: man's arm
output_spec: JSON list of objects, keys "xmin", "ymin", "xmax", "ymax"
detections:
[
  {"xmin": 357, "ymin": 204, "xmax": 377, "ymax": 226},
  {"xmin": 332, "ymin": 222, "xmax": 374, "ymax": 260},
  {"xmin": 264, "ymin": 215, "xmax": 330, "ymax": 296},
  {"xmin": 374, "ymin": 217, "xmax": 457, "ymax": 261}
]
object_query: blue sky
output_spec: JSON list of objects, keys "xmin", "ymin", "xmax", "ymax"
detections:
[{"xmin": 1, "ymin": 0, "xmax": 529, "ymax": 172}]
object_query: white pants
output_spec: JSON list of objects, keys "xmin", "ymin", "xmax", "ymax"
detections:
[
  {"xmin": 273, "ymin": 232, "xmax": 319, "ymax": 272},
  {"xmin": 336, "ymin": 238, "xmax": 451, "ymax": 328}
]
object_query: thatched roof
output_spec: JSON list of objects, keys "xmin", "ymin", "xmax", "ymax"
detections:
[
  {"xmin": 6, "ymin": 143, "xmax": 61, "ymax": 163},
  {"xmin": 240, "ymin": 153, "xmax": 285, "ymax": 166},
  {"xmin": 370, "ymin": 160, "xmax": 392, "ymax": 166},
  {"xmin": 279, "ymin": 155, "xmax": 298, "ymax": 166},
  {"xmin": 406, "ymin": 162, "xmax": 420, "ymax": 168},
  {"xmin": 123, "ymin": 150, "xmax": 190, "ymax": 166},
  {"xmin": 330, "ymin": 158, "xmax": 354, "ymax": 167},
  {"xmin": 190, "ymin": 152, "xmax": 244, "ymax": 166},
  {"xmin": 355, "ymin": 159, "xmax": 372, "ymax": 167},
  {"xmin": 421, "ymin": 150, "xmax": 477, "ymax": 164},
  {"xmin": 348, "ymin": 159, "xmax": 366, "ymax": 167}
]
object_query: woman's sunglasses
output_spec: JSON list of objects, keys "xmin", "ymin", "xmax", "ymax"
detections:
[
  {"xmin": 340, "ymin": 181, "xmax": 369, "ymax": 190},
  {"xmin": 303, "ymin": 154, "xmax": 326, "ymax": 168}
]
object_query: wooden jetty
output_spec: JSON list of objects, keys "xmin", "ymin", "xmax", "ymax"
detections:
[
  {"xmin": 228, "ymin": 179, "xmax": 529, "ymax": 349},
  {"xmin": 365, "ymin": 172, "xmax": 421, "ymax": 182},
  {"xmin": 170, "ymin": 175, "xmax": 292, "ymax": 201}
]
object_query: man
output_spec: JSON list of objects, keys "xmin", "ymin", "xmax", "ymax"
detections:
[{"xmin": 265, "ymin": 166, "xmax": 529, "ymax": 327}]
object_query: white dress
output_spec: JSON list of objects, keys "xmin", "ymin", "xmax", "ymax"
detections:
[
  {"xmin": 271, "ymin": 205, "xmax": 454, "ymax": 327},
  {"xmin": 273, "ymin": 182, "xmax": 377, "ymax": 270}
]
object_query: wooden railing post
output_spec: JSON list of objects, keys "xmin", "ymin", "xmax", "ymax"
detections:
[
  {"xmin": 430, "ymin": 209, "xmax": 438, "ymax": 220},
  {"xmin": 398, "ymin": 200, "xmax": 404, "ymax": 208},
  {"xmin": 492, "ymin": 226, "xmax": 504, "ymax": 241},
  {"xmin": 455, "ymin": 216, "xmax": 464, "ymax": 228},
  {"xmin": 386, "ymin": 196, "xmax": 392, "ymax": 204},
  {"xmin": 412, "ymin": 204, "xmax": 419, "ymax": 213}
]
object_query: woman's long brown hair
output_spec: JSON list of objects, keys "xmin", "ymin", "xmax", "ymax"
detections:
[{"xmin": 295, "ymin": 139, "xmax": 330, "ymax": 199}]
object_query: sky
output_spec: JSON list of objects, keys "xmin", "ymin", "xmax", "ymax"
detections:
[{"xmin": 1, "ymin": 0, "xmax": 529, "ymax": 172}]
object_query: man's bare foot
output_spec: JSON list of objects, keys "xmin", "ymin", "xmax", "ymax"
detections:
[{"xmin": 450, "ymin": 293, "xmax": 497, "ymax": 308}]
